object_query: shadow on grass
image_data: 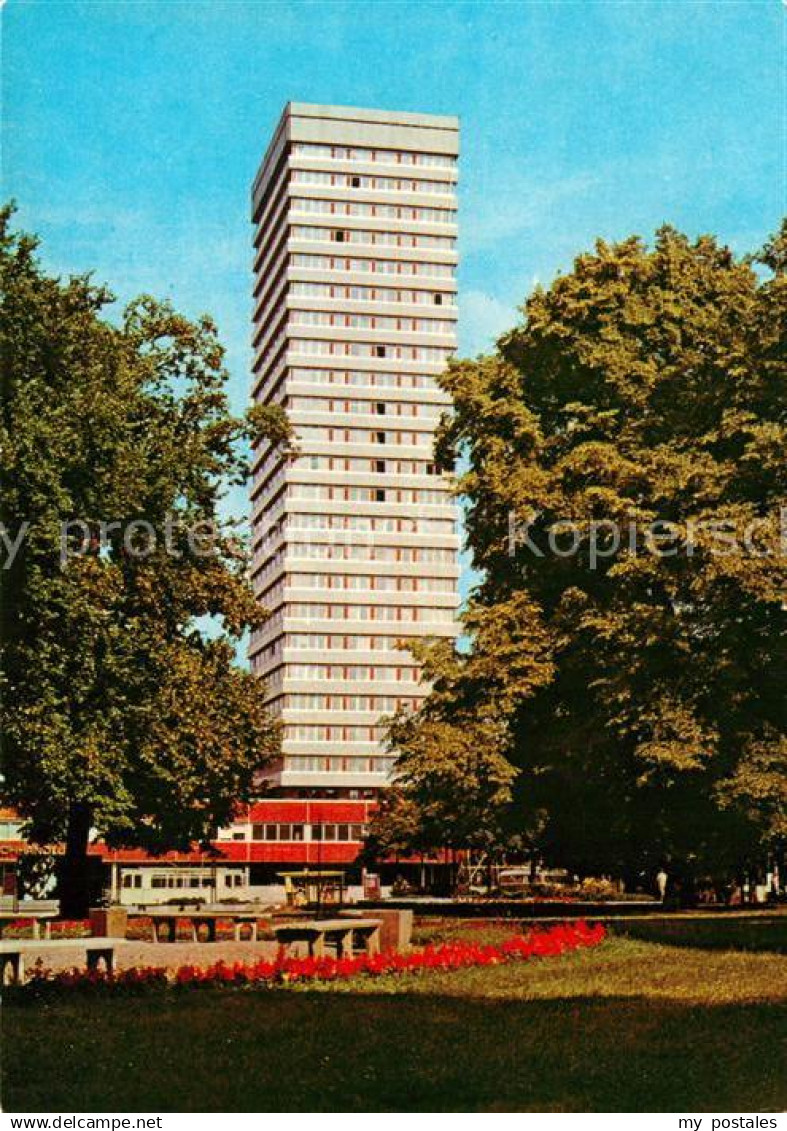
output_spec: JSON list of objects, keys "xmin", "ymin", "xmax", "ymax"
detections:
[
  {"xmin": 612, "ymin": 916, "xmax": 787, "ymax": 954},
  {"xmin": 4, "ymin": 989, "xmax": 786, "ymax": 1112}
]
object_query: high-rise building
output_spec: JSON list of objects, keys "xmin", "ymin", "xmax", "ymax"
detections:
[{"xmin": 248, "ymin": 103, "xmax": 460, "ymax": 863}]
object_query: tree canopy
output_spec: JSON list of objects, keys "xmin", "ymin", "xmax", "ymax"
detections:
[
  {"xmin": 0, "ymin": 207, "xmax": 284, "ymax": 912},
  {"xmin": 380, "ymin": 223, "xmax": 787, "ymax": 884}
]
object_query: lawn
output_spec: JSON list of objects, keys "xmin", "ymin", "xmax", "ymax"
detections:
[{"xmin": 3, "ymin": 919, "xmax": 787, "ymax": 1112}]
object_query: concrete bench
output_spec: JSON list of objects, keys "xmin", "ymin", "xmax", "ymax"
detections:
[
  {"xmin": 274, "ymin": 917, "xmax": 382, "ymax": 959},
  {"xmin": 0, "ymin": 939, "xmax": 117, "ymax": 985}
]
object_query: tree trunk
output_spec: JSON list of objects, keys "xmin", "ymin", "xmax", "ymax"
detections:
[{"xmin": 58, "ymin": 802, "xmax": 92, "ymax": 919}]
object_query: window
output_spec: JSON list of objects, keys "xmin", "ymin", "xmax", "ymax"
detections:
[
  {"xmin": 333, "ymin": 230, "xmax": 346, "ymax": 243},
  {"xmin": 234, "ymin": 874, "xmax": 243, "ymax": 887},
  {"xmin": 375, "ymin": 488, "xmax": 386, "ymax": 502},
  {"xmin": 224, "ymin": 875, "xmax": 233, "ymax": 887},
  {"xmin": 232, "ymin": 831, "xmax": 245, "ymax": 841},
  {"xmin": 434, "ymin": 293, "xmax": 443, "ymax": 305},
  {"xmin": 375, "ymin": 460, "xmax": 386, "ymax": 473},
  {"xmin": 375, "ymin": 402, "xmax": 386, "ymax": 415},
  {"xmin": 351, "ymin": 176, "xmax": 360, "ymax": 188},
  {"xmin": 375, "ymin": 431, "xmax": 387, "ymax": 444}
]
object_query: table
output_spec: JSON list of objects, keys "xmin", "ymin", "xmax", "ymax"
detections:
[
  {"xmin": 135, "ymin": 909, "xmax": 264, "ymax": 943},
  {"xmin": 274, "ymin": 917, "xmax": 382, "ymax": 959}
]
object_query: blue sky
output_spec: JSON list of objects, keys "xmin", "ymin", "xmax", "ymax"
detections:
[{"xmin": 4, "ymin": 0, "xmax": 786, "ymax": 601}]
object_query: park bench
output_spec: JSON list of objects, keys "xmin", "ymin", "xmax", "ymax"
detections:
[
  {"xmin": 0, "ymin": 938, "xmax": 118, "ymax": 985},
  {"xmin": 274, "ymin": 917, "xmax": 382, "ymax": 959}
]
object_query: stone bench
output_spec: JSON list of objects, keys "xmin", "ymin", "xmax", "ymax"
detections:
[
  {"xmin": 0, "ymin": 939, "xmax": 118, "ymax": 984},
  {"xmin": 274, "ymin": 917, "xmax": 382, "ymax": 959}
]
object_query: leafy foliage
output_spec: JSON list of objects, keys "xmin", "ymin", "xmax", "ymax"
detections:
[
  {"xmin": 0, "ymin": 207, "xmax": 283, "ymax": 910},
  {"xmin": 384, "ymin": 223, "xmax": 787, "ymax": 879}
]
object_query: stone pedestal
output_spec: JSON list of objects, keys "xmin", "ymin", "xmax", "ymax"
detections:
[
  {"xmin": 89, "ymin": 906, "xmax": 128, "ymax": 939},
  {"xmin": 359, "ymin": 908, "xmax": 413, "ymax": 952}
]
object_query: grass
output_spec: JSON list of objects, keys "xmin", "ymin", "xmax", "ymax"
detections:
[{"xmin": 3, "ymin": 918, "xmax": 787, "ymax": 1112}]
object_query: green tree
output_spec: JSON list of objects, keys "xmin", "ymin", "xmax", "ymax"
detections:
[
  {"xmin": 0, "ymin": 208, "xmax": 284, "ymax": 915},
  {"xmin": 403, "ymin": 223, "xmax": 787, "ymax": 886},
  {"xmin": 370, "ymin": 596, "xmax": 553, "ymax": 879}
]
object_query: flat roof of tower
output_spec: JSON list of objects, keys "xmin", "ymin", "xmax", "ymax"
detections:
[
  {"xmin": 284, "ymin": 102, "xmax": 459, "ymax": 131},
  {"xmin": 252, "ymin": 100, "xmax": 459, "ymax": 212}
]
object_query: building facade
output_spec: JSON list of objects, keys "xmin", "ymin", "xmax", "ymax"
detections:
[{"xmin": 248, "ymin": 103, "xmax": 461, "ymax": 842}]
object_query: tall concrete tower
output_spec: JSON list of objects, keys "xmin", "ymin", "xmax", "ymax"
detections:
[{"xmin": 249, "ymin": 103, "xmax": 460, "ymax": 803}]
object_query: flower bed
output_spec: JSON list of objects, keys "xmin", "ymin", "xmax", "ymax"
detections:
[
  {"xmin": 0, "ymin": 919, "xmax": 91, "ymax": 940},
  {"xmin": 14, "ymin": 920, "xmax": 606, "ymax": 997}
]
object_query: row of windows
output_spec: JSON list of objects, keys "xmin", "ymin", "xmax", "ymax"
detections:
[
  {"xmin": 252, "ymin": 542, "xmax": 454, "ymax": 588},
  {"xmin": 281, "ymin": 605, "xmax": 454, "ymax": 624},
  {"xmin": 251, "ymin": 542, "xmax": 454, "ymax": 588},
  {"xmin": 251, "ymin": 512, "xmax": 457, "ymax": 557},
  {"xmin": 284, "ymin": 634, "xmax": 419, "ymax": 652},
  {"xmin": 252, "ymin": 452, "xmax": 443, "ymax": 502},
  {"xmin": 256, "ymin": 369, "xmax": 447, "ymax": 410},
  {"xmin": 289, "ymin": 400, "xmax": 442, "ymax": 420},
  {"xmin": 246, "ymin": 822, "xmax": 367, "ymax": 842},
  {"xmin": 256, "ymin": 659, "xmax": 422, "ymax": 682},
  {"xmin": 281, "ymin": 664, "xmax": 421, "ymax": 682},
  {"xmin": 289, "ymin": 340, "xmax": 451, "ymax": 363},
  {"xmin": 260, "ymin": 579, "xmax": 452, "ymax": 615},
  {"xmin": 289, "ymin": 485, "xmax": 449, "ymax": 504},
  {"xmin": 121, "ymin": 872, "xmax": 236, "ymax": 890},
  {"xmin": 294, "ymin": 425, "xmax": 434, "ymax": 445},
  {"xmin": 292, "ymin": 142, "xmax": 456, "ymax": 169},
  {"xmin": 295, "ymin": 454, "xmax": 439, "ymax": 472},
  {"xmin": 283, "ymin": 694, "xmax": 417, "ymax": 712},
  {"xmin": 290, "ymin": 282, "xmax": 455, "ymax": 306},
  {"xmin": 288, "ymin": 368, "xmax": 445, "ymax": 390},
  {"xmin": 286, "ymin": 572, "xmax": 454, "ymax": 592},
  {"xmin": 291, "ymin": 198, "xmax": 455, "ymax": 224},
  {"xmin": 283, "ymin": 755, "xmax": 395, "ymax": 774},
  {"xmin": 283, "ymin": 514, "xmax": 455, "ymax": 533},
  {"xmin": 291, "ymin": 169, "xmax": 455, "ymax": 195},
  {"xmin": 287, "ymin": 724, "xmax": 385, "ymax": 742},
  {"xmin": 291, "ymin": 253, "xmax": 454, "ymax": 279},
  {"xmin": 290, "ymin": 311, "xmax": 454, "ymax": 334},
  {"xmin": 292, "ymin": 225, "xmax": 455, "ymax": 251}
]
